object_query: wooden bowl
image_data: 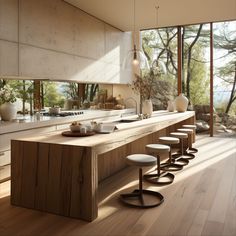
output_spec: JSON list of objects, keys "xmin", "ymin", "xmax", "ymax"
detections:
[{"xmin": 70, "ymin": 125, "xmax": 81, "ymax": 132}]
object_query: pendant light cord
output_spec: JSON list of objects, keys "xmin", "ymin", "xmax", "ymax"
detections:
[
  {"xmin": 155, "ymin": 5, "xmax": 159, "ymax": 29},
  {"xmin": 133, "ymin": 0, "xmax": 136, "ymax": 47}
]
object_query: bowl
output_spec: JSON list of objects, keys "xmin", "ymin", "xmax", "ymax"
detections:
[{"xmin": 70, "ymin": 124, "xmax": 81, "ymax": 132}]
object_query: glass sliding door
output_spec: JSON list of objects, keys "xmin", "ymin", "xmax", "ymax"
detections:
[
  {"xmin": 182, "ymin": 23, "xmax": 211, "ymax": 134},
  {"xmin": 213, "ymin": 20, "xmax": 236, "ymax": 137}
]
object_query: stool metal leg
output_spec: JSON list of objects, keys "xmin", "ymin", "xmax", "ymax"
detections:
[
  {"xmin": 186, "ymin": 136, "xmax": 198, "ymax": 153},
  {"xmin": 144, "ymin": 155, "xmax": 175, "ymax": 185},
  {"xmin": 120, "ymin": 168, "xmax": 164, "ymax": 208},
  {"xmin": 172, "ymin": 138, "xmax": 194, "ymax": 162},
  {"xmin": 160, "ymin": 144, "xmax": 184, "ymax": 172}
]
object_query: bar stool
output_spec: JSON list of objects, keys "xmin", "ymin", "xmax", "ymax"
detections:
[
  {"xmin": 144, "ymin": 144, "xmax": 175, "ymax": 185},
  {"xmin": 170, "ymin": 132, "xmax": 191, "ymax": 164},
  {"xmin": 158, "ymin": 137, "xmax": 184, "ymax": 171},
  {"xmin": 120, "ymin": 154, "xmax": 164, "ymax": 208},
  {"xmin": 182, "ymin": 124, "xmax": 198, "ymax": 153},
  {"xmin": 176, "ymin": 128, "xmax": 195, "ymax": 159}
]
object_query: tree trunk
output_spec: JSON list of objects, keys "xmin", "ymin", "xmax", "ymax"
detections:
[
  {"xmin": 225, "ymin": 62, "xmax": 236, "ymax": 114},
  {"xmin": 186, "ymin": 24, "xmax": 203, "ymax": 100}
]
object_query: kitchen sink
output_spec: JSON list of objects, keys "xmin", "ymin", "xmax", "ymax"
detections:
[{"xmin": 118, "ymin": 119, "xmax": 139, "ymax": 123}]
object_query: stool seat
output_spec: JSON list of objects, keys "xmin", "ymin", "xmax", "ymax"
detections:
[
  {"xmin": 170, "ymin": 132, "xmax": 188, "ymax": 138},
  {"xmin": 145, "ymin": 144, "xmax": 174, "ymax": 185},
  {"xmin": 120, "ymin": 154, "xmax": 164, "ymax": 208},
  {"xmin": 182, "ymin": 124, "xmax": 196, "ymax": 129},
  {"xmin": 177, "ymin": 128, "xmax": 193, "ymax": 134},
  {"xmin": 171, "ymin": 131, "xmax": 194, "ymax": 161},
  {"xmin": 126, "ymin": 154, "xmax": 157, "ymax": 167},
  {"xmin": 159, "ymin": 136, "xmax": 185, "ymax": 171},
  {"xmin": 146, "ymin": 144, "xmax": 170, "ymax": 153},
  {"xmin": 159, "ymin": 137, "xmax": 179, "ymax": 144},
  {"xmin": 182, "ymin": 125, "xmax": 198, "ymax": 154}
]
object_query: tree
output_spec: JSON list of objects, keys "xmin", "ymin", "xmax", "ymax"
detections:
[
  {"xmin": 183, "ymin": 24, "xmax": 203, "ymax": 99},
  {"xmin": 216, "ymin": 61, "xmax": 236, "ymax": 114},
  {"xmin": 61, "ymin": 82, "xmax": 79, "ymax": 100},
  {"xmin": 214, "ymin": 22, "xmax": 236, "ymax": 114},
  {"xmin": 141, "ymin": 25, "xmax": 209, "ymax": 107},
  {"xmin": 43, "ymin": 82, "xmax": 65, "ymax": 108}
]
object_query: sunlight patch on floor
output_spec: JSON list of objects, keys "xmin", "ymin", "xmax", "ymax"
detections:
[{"xmin": 0, "ymin": 180, "xmax": 10, "ymax": 198}]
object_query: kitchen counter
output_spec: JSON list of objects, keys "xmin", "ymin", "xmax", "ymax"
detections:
[
  {"xmin": 11, "ymin": 111, "xmax": 195, "ymax": 222},
  {"xmin": 0, "ymin": 109, "xmax": 135, "ymax": 135}
]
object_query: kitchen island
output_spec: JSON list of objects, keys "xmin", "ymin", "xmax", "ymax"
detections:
[{"xmin": 11, "ymin": 111, "xmax": 195, "ymax": 221}]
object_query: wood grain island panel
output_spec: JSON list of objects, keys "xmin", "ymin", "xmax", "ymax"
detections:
[{"xmin": 11, "ymin": 111, "xmax": 195, "ymax": 221}]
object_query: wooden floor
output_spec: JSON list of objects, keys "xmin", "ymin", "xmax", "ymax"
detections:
[{"xmin": 0, "ymin": 134, "xmax": 235, "ymax": 236}]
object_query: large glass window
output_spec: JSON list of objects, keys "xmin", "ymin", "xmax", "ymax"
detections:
[
  {"xmin": 141, "ymin": 20, "xmax": 236, "ymax": 136},
  {"xmin": 213, "ymin": 21, "xmax": 236, "ymax": 136},
  {"xmin": 141, "ymin": 27, "xmax": 178, "ymax": 110},
  {"xmin": 0, "ymin": 79, "xmax": 99, "ymax": 114},
  {"xmin": 182, "ymin": 23, "xmax": 211, "ymax": 134}
]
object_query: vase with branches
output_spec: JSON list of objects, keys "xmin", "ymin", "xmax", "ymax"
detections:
[{"xmin": 130, "ymin": 69, "xmax": 161, "ymax": 115}]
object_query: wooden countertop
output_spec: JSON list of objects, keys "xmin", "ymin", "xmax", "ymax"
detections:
[
  {"xmin": 13, "ymin": 111, "xmax": 195, "ymax": 154},
  {"xmin": 11, "ymin": 110, "xmax": 195, "ymax": 222}
]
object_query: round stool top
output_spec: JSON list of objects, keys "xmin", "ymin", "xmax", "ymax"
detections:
[
  {"xmin": 159, "ymin": 136, "xmax": 179, "ymax": 144},
  {"xmin": 126, "ymin": 154, "xmax": 157, "ymax": 167},
  {"xmin": 146, "ymin": 144, "xmax": 170, "ymax": 154},
  {"xmin": 182, "ymin": 124, "xmax": 196, "ymax": 130},
  {"xmin": 177, "ymin": 128, "xmax": 193, "ymax": 134},
  {"xmin": 170, "ymin": 132, "xmax": 188, "ymax": 138}
]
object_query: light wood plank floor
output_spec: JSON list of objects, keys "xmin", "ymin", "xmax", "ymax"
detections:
[{"xmin": 0, "ymin": 135, "xmax": 235, "ymax": 236}]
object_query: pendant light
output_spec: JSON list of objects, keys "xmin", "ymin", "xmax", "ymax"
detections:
[
  {"xmin": 152, "ymin": 4, "xmax": 166, "ymax": 75},
  {"xmin": 122, "ymin": 0, "xmax": 150, "ymax": 71}
]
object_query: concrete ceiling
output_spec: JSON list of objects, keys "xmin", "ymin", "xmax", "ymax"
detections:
[{"xmin": 64, "ymin": 0, "xmax": 236, "ymax": 31}]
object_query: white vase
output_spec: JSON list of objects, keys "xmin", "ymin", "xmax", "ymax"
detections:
[
  {"xmin": 174, "ymin": 93, "xmax": 189, "ymax": 112},
  {"xmin": 167, "ymin": 100, "xmax": 175, "ymax": 112},
  {"xmin": 0, "ymin": 102, "xmax": 17, "ymax": 121},
  {"xmin": 142, "ymin": 99, "xmax": 153, "ymax": 116}
]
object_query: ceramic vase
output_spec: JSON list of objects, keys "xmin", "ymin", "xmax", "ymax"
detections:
[
  {"xmin": 0, "ymin": 102, "xmax": 17, "ymax": 121},
  {"xmin": 142, "ymin": 99, "xmax": 153, "ymax": 116},
  {"xmin": 167, "ymin": 100, "xmax": 175, "ymax": 112},
  {"xmin": 174, "ymin": 93, "xmax": 189, "ymax": 112}
]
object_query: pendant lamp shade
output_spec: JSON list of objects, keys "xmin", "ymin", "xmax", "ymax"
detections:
[
  {"xmin": 123, "ymin": 44, "xmax": 150, "ymax": 70},
  {"xmin": 122, "ymin": 0, "xmax": 149, "ymax": 71}
]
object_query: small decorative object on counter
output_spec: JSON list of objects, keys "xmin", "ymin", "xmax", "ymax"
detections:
[
  {"xmin": 174, "ymin": 93, "xmax": 189, "ymax": 112},
  {"xmin": 70, "ymin": 121, "xmax": 82, "ymax": 132},
  {"xmin": 35, "ymin": 112, "xmax": 41, "ymax": 120},
  {"xmin": 80, "ymin": 126, "xmax": 87, "ymax": 134},
  {"xmin": 142, "ymin": 99, "xmax": 153, "ymax": 116},
  {"xmin": 167, "ymin": 100, "xmax": 175, "ymax": 112}
]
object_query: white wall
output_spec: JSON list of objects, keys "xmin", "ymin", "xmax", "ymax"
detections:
[{"xmin": 0, "ymin": 0, "xmax": 132, "ymax": 84}]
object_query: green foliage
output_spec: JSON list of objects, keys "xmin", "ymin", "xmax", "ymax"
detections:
[
  {"xmin": 61, "ymin": 82, "xmax": 78, "ymax": 100},
  {"xmin": 187, "ymin": 42, "xmax": 210, "ymax": 105},
  {"xmin": 0, "ymin": 84, "xmax": 17, "ymax": 104},
  {"xmin": 43, "ymin": 82, "xmax": 65, "ymax": 107}
]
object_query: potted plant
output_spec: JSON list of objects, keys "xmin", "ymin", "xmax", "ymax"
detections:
[{"xmin": 0, "ymin": 84, "xmax": 18, "ymax": 121}]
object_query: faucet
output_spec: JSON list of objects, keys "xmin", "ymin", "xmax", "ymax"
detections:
[{"xmin": 124, "ymin": 97, "xmax": 138, "ymax": 115}]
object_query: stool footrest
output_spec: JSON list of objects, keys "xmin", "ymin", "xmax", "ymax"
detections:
[
  {"xmin": 144, "ymin": 172, "xmax": 174, "ymax": 185},
  {"xmin": 173, "ymin": 157, "xmax": 189, "ymax": 166},
  {"xmin": 120, "ymin": 189, "xmax": 164, "ymax": 208},
  {"xmin": 160, "ymin": 162, "xmax": 183, "ymax": 171},
  {"xmin": 187, "ymin": 147, "xmax": 198, "ymax": 153},
  {"xmin": 172, "ymin": 153, "xmax": 195, "ymax": 160}
]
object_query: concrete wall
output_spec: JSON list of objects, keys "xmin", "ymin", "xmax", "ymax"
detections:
[{"xmin": 0, "ymin": 0, "xmax": 132, "ymax": 84}]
